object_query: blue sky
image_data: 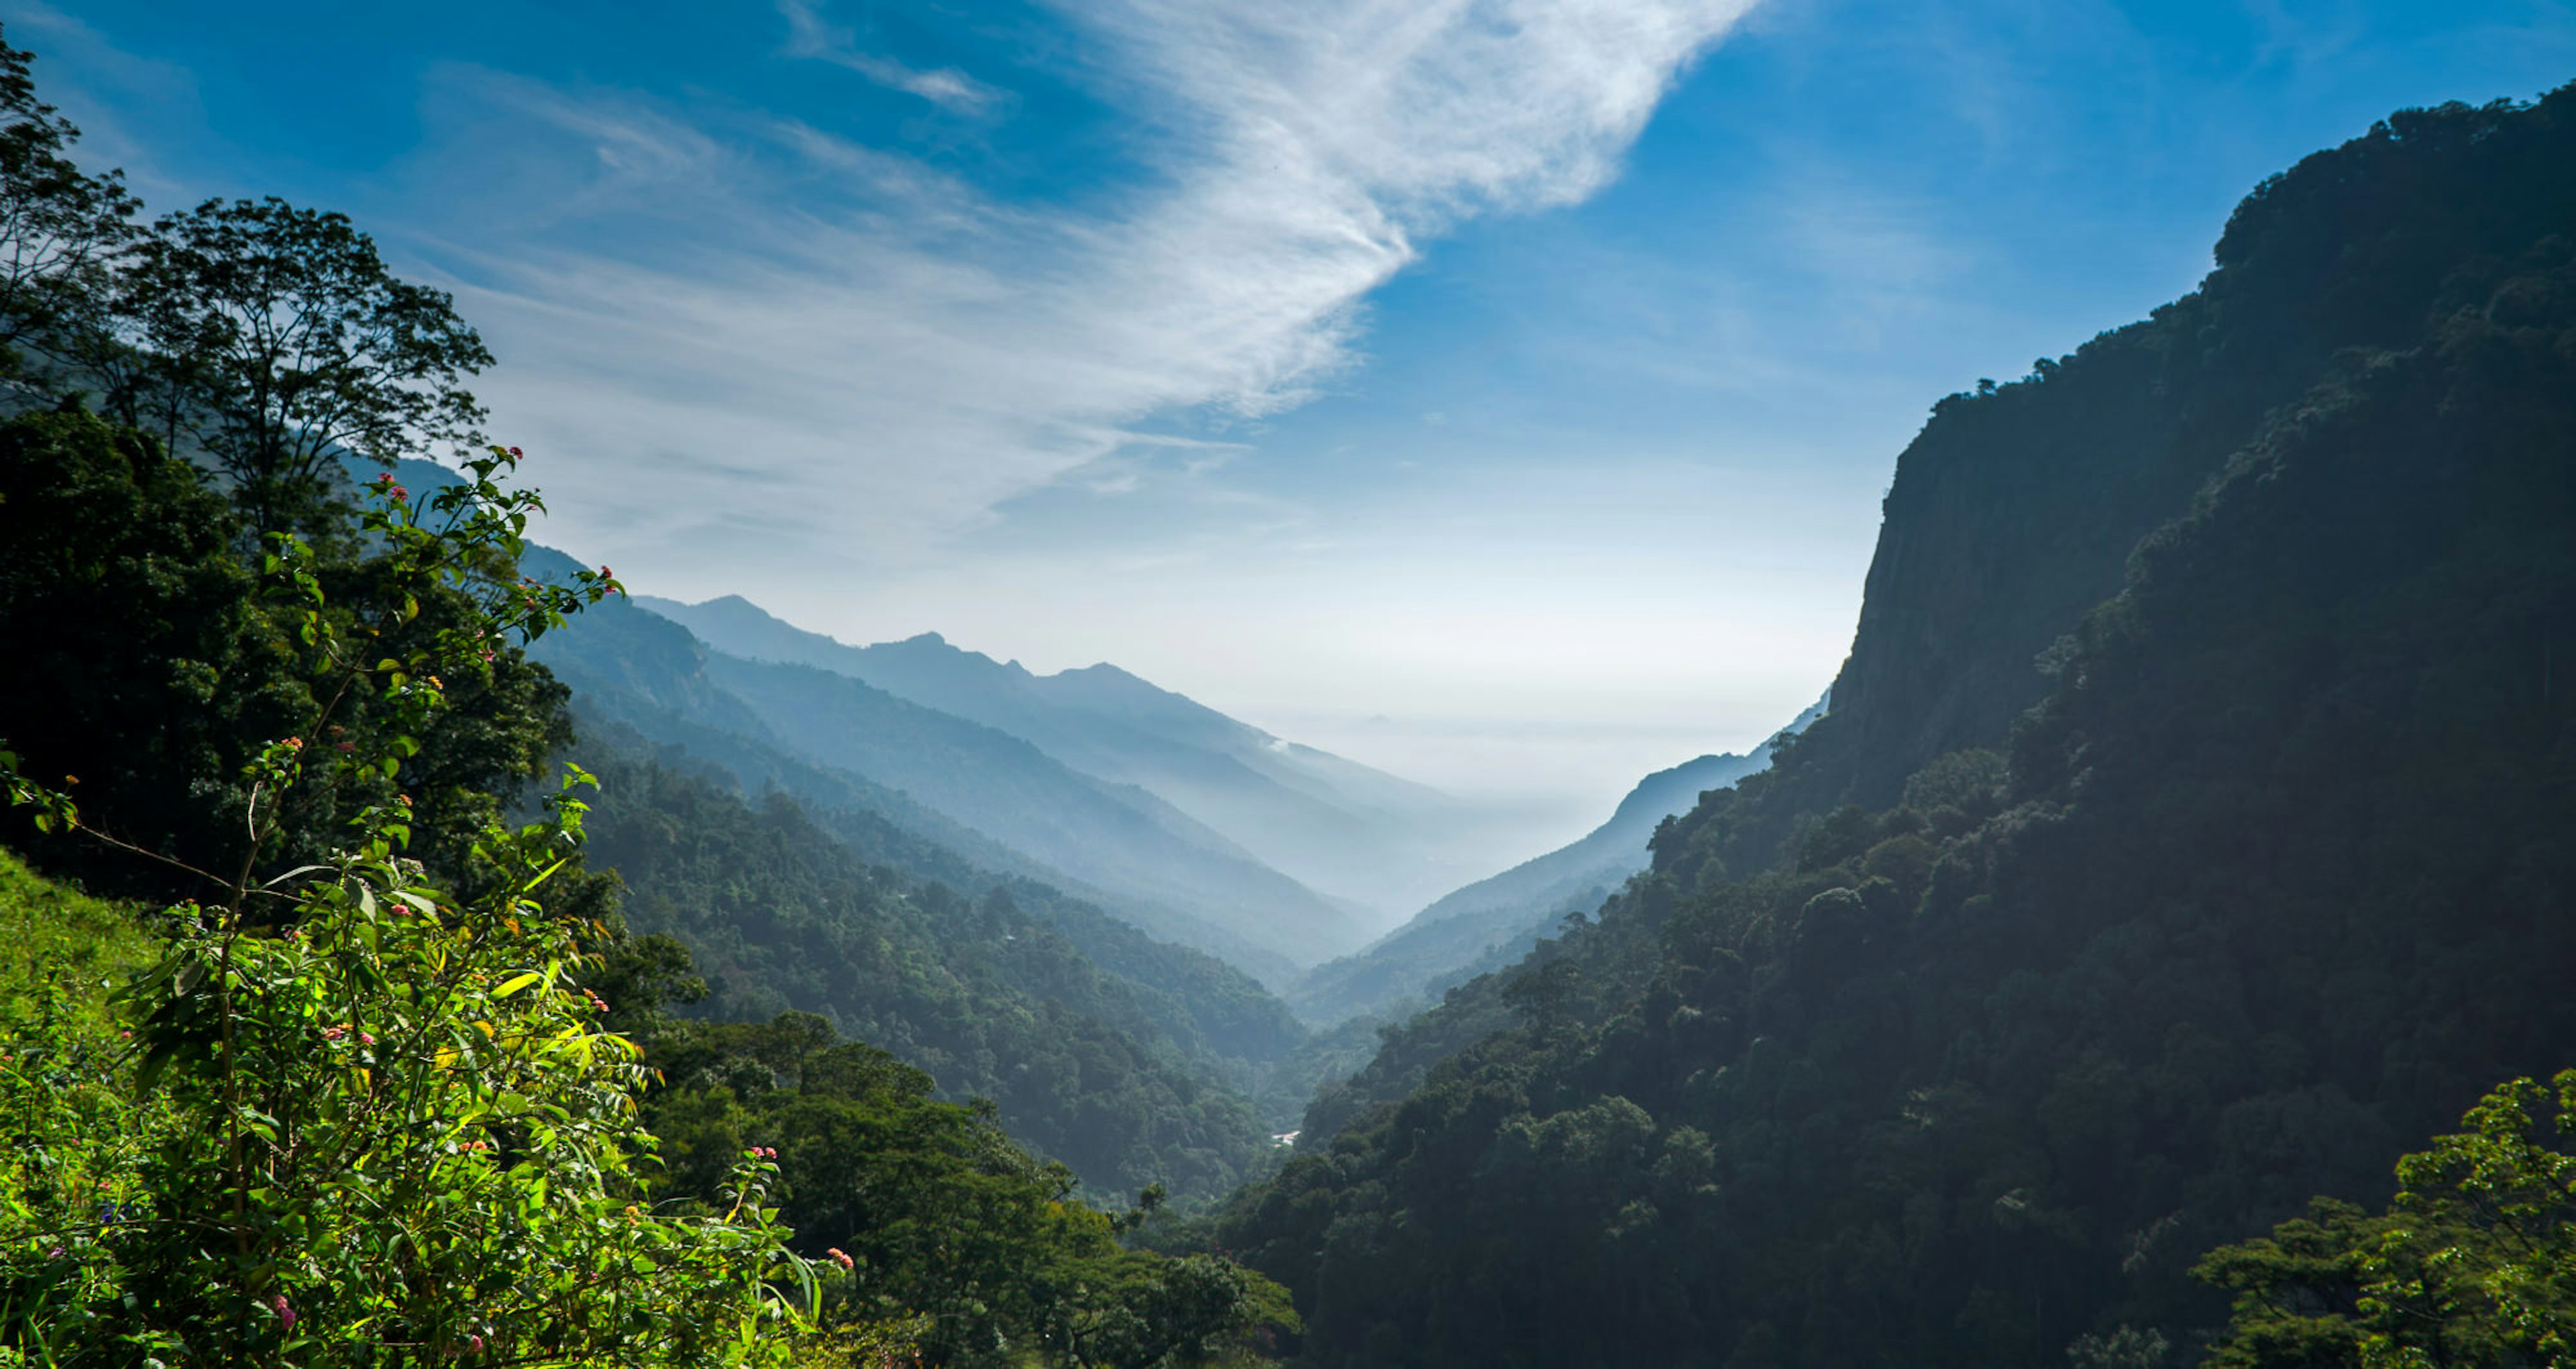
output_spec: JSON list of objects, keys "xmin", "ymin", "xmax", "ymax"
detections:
[{"xmin": 17, "ymin": 0, "xmax": 2575, "ymax": 836}]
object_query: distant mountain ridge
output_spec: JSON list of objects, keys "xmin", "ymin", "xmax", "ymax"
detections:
[
  {"xmin": 1287, "ymin": 693, "xmax": 1827, "ymax": 1024},
  {"xmin": 638, "ymin": 595, "xmax": 1494, "ymax": 922},
  {"xmin": 514, "ymin": 588, "xmax": 1364, "ymax": 977},
  {"xmin": 697, "ymin": 652, "xmax": 1371, "ymax": 947}
]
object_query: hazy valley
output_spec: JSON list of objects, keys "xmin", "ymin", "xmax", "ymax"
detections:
[{"xmin": 3, "ymin": 13, "xmax": 2573, "ymax": 1369}]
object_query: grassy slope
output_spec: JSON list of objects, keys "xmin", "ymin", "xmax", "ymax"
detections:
[{"xmin": 0, "ymin": 845, "xmax": 156, "ymax": 1034}]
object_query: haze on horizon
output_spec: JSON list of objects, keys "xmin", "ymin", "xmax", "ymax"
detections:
[{"xmin": 21, "ymin": 0, "xmax": 2576, "ymax": 842}]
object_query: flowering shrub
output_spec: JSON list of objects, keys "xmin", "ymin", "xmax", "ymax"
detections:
[{"xmin": 0, "ymin": 449, "xmax": 810, "ymax": 1366}]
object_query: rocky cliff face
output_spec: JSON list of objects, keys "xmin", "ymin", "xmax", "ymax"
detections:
[{"xmin": 1782, "ymin": 91, "xmax": 2576, "ymax": 818}]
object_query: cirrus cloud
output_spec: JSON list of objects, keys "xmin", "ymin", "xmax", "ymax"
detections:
[{"xmin": 429, "ymin": 0, "xmax": 1760, "ymax": 579}]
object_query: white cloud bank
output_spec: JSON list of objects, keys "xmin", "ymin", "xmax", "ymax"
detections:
[{"xmin": 439, "ymin": 0, "xmax": 1759, "ymax": 576}]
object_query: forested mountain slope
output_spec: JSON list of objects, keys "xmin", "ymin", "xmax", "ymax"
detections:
[
  {"xmin": 572, "ymin": 751, "xmax": 1283, "ymax": 1200},
  {"xmin": 569, "ymin": 700, "xmax": 1312, "ymax": 1070},
  {"xmin": 642, "ymin": 593, "xmax": 1483, "ymax": 920},
  {"xmin": 1213, "ymin": 87, "xmax": 2576, "ymax": 1366}
]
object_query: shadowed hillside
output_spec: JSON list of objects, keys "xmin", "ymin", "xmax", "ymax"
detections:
[{"xmin": 1213, "ymin": 87, "xmax": 2576, "ymax": 1366}]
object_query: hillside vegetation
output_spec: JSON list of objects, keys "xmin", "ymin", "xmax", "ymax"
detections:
[
  {"xmin": 1212, "ymin": 87, "xmax": 2576, "ymax": 1366},
  {"xmin": 576, "ymin": 751, "xmax": 1282, "ymax": 1198}
]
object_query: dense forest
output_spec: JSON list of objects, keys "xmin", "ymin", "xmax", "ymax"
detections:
[
  {"xmin": 1208, "ymin": 87, "xmax": 2576, "ymax": 1365},
  {"xmin": 574, "ymin": 749, "xmax": 1279, "ymax": 1198}
]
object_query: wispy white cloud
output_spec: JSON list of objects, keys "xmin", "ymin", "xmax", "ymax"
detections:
[
  {"xmin": 775, "ymin": 0, "xmax": 1004, "ymax": 113},
  {"xmin": 426, "ymin": 0, "xmax": 1759, "ymax": 578}
]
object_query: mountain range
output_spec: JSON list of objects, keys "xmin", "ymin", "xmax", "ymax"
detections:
[
  {"xmin": 638, "ymin": 594, "xmax": 1497, "ymax": 923},
  {"xmin": 518, "ymin": 579, "xmax": 1350, "ymax": 980}
]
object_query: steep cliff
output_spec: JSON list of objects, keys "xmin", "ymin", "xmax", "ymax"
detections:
[
  {"xmin": 1776, "ymin": 89, "xmax": 2576, "ymax": 826},
  {"xmin": 1215, "ymin": 86, "xmax": 2576, "ymax": 1366}
]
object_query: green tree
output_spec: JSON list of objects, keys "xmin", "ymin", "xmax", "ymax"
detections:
[
  {"xmin": 0, "ymin": 450, "xmax": 810, "ymax": 1366},
  {"xmin": 108, "ymin": 197, "xmax": 492, "ymax": 539},
  {"xmin": 0, "ymin": 411, "xmax": 580, "ymax": 910},
  {"xmin": 642, "ymin": 1016, "xmax": 1301, "ymax": 1367},
  {"xmin": 2198, "ymin": 1069, "xmax": 2576, "ymax": 1368},
  {"xmin": 0, "ymin": 25, "xmax": 136, "ymax": 378},
  {"xmin": 0, "ymin": 409, "xmax": 296, "ymax": 898}
]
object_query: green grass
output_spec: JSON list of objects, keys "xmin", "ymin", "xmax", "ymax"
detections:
[{"xmin": 0, "ymin": 845, "xmax": 158, "ymax": 1035}]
